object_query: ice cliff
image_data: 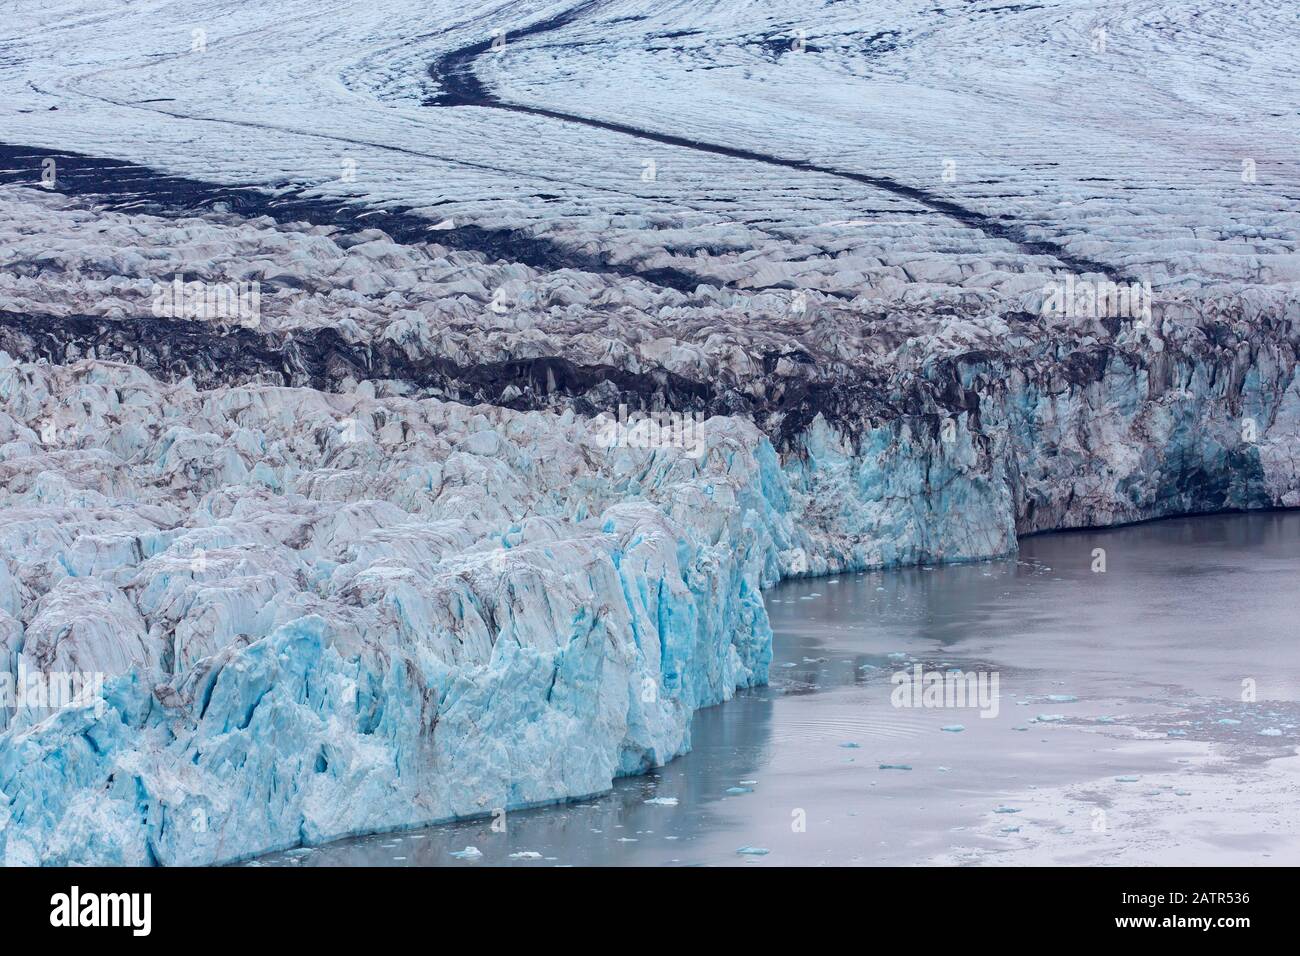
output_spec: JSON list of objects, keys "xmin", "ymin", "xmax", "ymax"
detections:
[
  {"xmin": 1, "ymin": 304, "xmax": 1297, "ymax": 863},
  {"xmin": 0, "ymin": 0, "xmax": 1298, "ymax": 864},
  {"xmin": 0, "ymin": 357, "xmax": 786, "ymax": 863}
]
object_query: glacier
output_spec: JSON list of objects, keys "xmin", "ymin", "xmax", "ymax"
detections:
[
  {"xmin": 0, "ymin": 0, "xmax": 1297, "ymax": 864},
  {"xmin": 0, "ymin": 311, "xmax": 1297, "ymax": 864}
]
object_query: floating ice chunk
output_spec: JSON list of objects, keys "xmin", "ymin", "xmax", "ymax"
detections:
[
  {"xmin": 736, "ymin": 846, "xmax": 770, "ymax": 856},
  {"xmin": 839, "ymin": 741, "xmax": 860, "ymax": 749},
  {"xmin": 644, "ymin": 797, "xmax": 679, "ymax": 806},
  {"xmin": 508, "ymin": 851, "xmax": 543, "ymax": 859},
  {"xmin": 738, "ymin": 780, "xmax": 757, "ymax": 786},
  {"xmin": 1216, "ymin": 718, "xmax": 1242, "ymax": 725},
  {"xmin": 1046, "ymin": 695, "xmax": 1077, "ymax": 703},
  {"xmin": 1035, "ymin": 714, "xmax": 1066, "ymax": 723},
  {"xmin": 725, "ymin": 786, "xmax": 754, "ymax": 795},
  {"xmin": 449, "ymin": 847, "xmax": 482, "ymax": 860},
  {"xmin": 1259, "ymin": 728, "xmax": 1283, "ymax": 737},
  {"xmin": 879, "ymin": 763, "xmax": 912, "ymax": 771},
  {"xmin": 999, "ymin": 826, "xmax": 1021, "ymax": 833},
  {"xmin": 1114, "ymin": 775, "xmax": 1139, "ymax": 782},
  {"xmin": 941, "ymin": 724, "xmax": 965, "ymax": 733},
  {"xmin": 994, "ymin": 806, "xmax": 1020, "ymax": 814}
]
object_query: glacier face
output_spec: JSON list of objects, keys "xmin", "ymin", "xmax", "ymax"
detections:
[
  {"xmin": 0, "ymin": 0, "xmax": 1297, "ymax": 864},
  {"xmin": 0, "ymin": 356, "xmax": 784, "ymax": 864},
  {"xmin": 0, "ymin": 324, "xmax": 1297, "ymax": 864}
]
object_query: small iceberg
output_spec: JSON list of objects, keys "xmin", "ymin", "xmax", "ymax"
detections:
[
  {"xmin": 449, "ymin": 846, "xmax": 483, "ymax": 860},
  {"xmin": 644, "ymin": 797, "xmax": 679, "ymax": 806},
  {"xmin": 736, "ymin": 846, "xmax": 770, "ymax": 856}
]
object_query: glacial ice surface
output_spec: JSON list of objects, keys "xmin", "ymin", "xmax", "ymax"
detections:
[{"xmin": 0, "ymin": 0, "xmax": 1298, "ymax": 864}]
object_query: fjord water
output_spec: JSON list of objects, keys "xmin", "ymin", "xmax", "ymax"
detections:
[{"xmin": 252, "ymin": 512, "xmax": 1300, "ymax": 867}]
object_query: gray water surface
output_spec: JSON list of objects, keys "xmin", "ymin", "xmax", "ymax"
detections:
[{"xmin": 251, "ymin": 512, "xmax": 1300, "ymax": 867}]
